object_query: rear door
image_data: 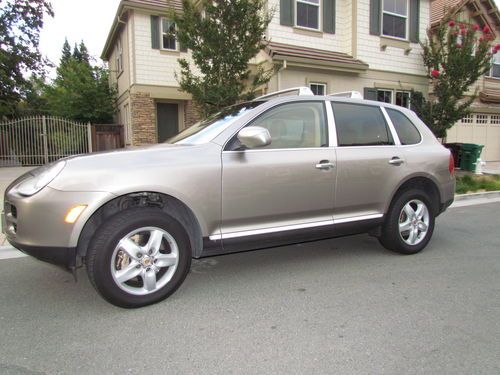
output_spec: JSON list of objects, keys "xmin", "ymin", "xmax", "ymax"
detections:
[
  {"xmin": 331, "ymin": 101, "xmax": 408, "ymax": 220},
  {"xmin": 220, "ymin": 100, "xmax": 336, "ymax": 238}
]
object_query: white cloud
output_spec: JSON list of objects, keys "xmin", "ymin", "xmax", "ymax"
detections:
[{"xmin": 39, "ymin": 0, "xmax": 121, "ymax": 68}]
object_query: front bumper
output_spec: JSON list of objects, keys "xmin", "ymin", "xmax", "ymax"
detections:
[
  {"xmin": 7, "ymin": 239, "xmax": 77, "ymax": 268},
  {"xmin": 2, "ymin": 186, "xmax": 114, "ymax": 267}
]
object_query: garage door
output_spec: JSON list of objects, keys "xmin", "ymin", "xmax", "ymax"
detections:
[{"xmin": 446, "ymin": 113, "xmax": 500, "ymax": 161}]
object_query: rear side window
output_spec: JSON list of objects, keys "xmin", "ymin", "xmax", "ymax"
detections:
[
  {"xmin": 331, "ymin": 102, "xmax": 394, "ymax": 146},
  {"xmin": 386, "ymin": 109, "xmax": 422, "ymax": 145}
]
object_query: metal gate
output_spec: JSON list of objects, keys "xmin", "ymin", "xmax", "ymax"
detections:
[{"xmin": 0, "ymin": 116, "xmax": 92, "ymax": 166}]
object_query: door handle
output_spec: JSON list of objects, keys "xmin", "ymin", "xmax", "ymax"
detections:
[
  {"xmin": 388, "ymin": 157, "xmax": 404, "ymax": 166},
  {"xmin": 315, "ymin": 160, "xmax": 335, "ymax": 170}
]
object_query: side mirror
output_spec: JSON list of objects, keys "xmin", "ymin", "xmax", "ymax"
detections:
[{"xmin": 237, "ymin": 126, "xmax": 271, "ymax": 149}]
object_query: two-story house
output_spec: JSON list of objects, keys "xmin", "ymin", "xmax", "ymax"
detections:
[
  {"xmin": 102, "ymin": 0, "xmax": 430, "ymax": 146},
  {"xmin": 431, "ymin": 0, "xmax": 500, "ymax": 161}
]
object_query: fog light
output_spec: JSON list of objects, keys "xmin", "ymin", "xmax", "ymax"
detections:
[{"xmin": 65, "ymin": 205, "xmax": 87, "ymax": 224}]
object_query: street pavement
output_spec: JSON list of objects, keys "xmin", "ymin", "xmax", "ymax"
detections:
[{"xmin": 0, "ymin": 202, "xmax": 498, "ymax": 375}]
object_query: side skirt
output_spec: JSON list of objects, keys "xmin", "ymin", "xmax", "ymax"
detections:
[{"xmin": 200, "ymin": 218, "xmax": 384, "ymax": 258}]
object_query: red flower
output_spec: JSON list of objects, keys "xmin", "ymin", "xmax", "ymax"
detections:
[
  {"xmin": 472, "ymin": 24, "xmax": 480, "ymax": 31},
  {"xmin": 479, "ymin": 36, "xmax": 485, "ymax": 42},
  {"xmin": 459, "ymin": 23, "xmax": 466, "ymax": 29},
  {"xmin": 460, "ymin": 28, "xmax": 467, "ymax": 35},
  {"xmin": 448, "ymin": 20, "xmax": 455, "ymax": 27},
  {"xmin": 483, "ymin": 25, "xmax": 490, "ymax": 34},
  {"xmin": 431, "ymin": 69, "xmax": 440, "ymax": 78},
  {"xmin": 455, "ymin": 43, "xmax": 462, "ymax": 48}
]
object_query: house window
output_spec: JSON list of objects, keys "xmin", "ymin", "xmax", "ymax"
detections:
[
  {"xmin": 461, "ymin": 114, "xmax": 474, "ymax": 124},
  {"xmin": 382, "ymin": 0, "xmax": 408, "ymax": 39},
  {"xmin": 490, "ymin": 115, "xmax": 500, "ymax": 125},
  {"xmin": 161, "ymin": 18, "xmax": 177, "ymax": 50},
  {"xmin": 296, "ymin": 0, "xmax": 320, "ymax": 30},
  {"xmin": 116, "ymin": 38, "xmax": 123, "ymax": 73},
  {"xmin": 395, "ymin": 91, "xmax": 411, "ymax": 108},
  {"xmin": 377, "ymin": 89, "xmax": 392, "ymax": 103},
  {"xmin": 489, "ymin": 50, "xmax": 500, "ymax": 78},
  {"xmin": 310, "ymin": 82, "xmax": 326, "ymax": 95},
  {"xmin": 476, "ymin": 114, "xmax": 488, "ymax": 124}
]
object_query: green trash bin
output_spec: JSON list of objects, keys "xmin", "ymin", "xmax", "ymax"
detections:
[{"xmin": 459, "ymin": 143, "xmax": 484, "ymax": 171}]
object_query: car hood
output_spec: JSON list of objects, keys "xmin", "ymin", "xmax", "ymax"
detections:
[{"xmin": 49, "ymin": 142, "xmax": 221, "ymax": 192}]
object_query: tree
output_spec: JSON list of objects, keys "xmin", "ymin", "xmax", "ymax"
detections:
[
  {"xmin": 0, "ymin": 0, "xmax": 53, "ymax": 118},
  {"xmin": 174, "ymin": 0, "xmax": 275, "ymax": 116},
  {"xmin": 412, "ymin": 22, "xmax": 494, "ymax": 138},
  {"xmin": 43, "ymin": 41, "xmax": 116, "ymax": 123}
]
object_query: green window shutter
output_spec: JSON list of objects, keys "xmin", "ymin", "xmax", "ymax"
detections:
[
  {"xmin": 323, "ymin": 0, "xmax": 336, "ymax": 34},
  {"xmin": 280, "ymin": 0, "xmax": 294, "ymax": 27},
  {"xmin": 370, "ymin": 0, "xmax": 381, "ymax": 35},
  {"xmin": 151, "ymin": 15, "xmax": 160, "ymax": 49},
  {"xmin": 409, "ymin": 0, "xmax": 420, "ymax": 43},
  {"xmin": 364, "ymin": 87, "xmax": 377, "ymax": 100}
]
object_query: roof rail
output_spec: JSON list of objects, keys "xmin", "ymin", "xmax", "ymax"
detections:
[
  {"xmin": 328, "ymin": 91, "xmax": 363, "ymax": 99},
  {"xmin": 255, "ymin": 87, "xmax": 314, "ymax": 101}
]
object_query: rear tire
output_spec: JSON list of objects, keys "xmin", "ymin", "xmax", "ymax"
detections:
[
  {"xmin": 86, "ymin": 208, "xmax": 191, "ymax": 308},
  {"xmin": 378, "ymin": 189, "xmax": 435, "ymax": 255}
]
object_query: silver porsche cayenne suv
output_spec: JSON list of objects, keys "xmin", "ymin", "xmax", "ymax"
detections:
[{"xmin": 2, "ymin": 88, "xmax": 455, "ymax": 307}]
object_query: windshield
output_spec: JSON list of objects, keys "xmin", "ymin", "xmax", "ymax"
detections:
[{"xmin": 167, "ymin": 102, "xmax": 263, "ymax": 145}]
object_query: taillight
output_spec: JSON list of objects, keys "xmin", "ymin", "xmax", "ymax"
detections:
[{"xmin": 449, "ymin": 152, "xmax": 455, "ymax": 176}]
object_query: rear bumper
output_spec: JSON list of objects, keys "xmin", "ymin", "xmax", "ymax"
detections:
[{"xmin": 7, "ymin": 239, "xmax": 77, "ymax": 268}]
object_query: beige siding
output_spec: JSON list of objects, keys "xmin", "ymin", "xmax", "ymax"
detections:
[
  {"xmin": 356, "ymin": 0, "xmax": 429, "ymax": 76},
  {"xmin": 267, "ymin": 0, "xmax": 348, "ymax": 53},
  {"xmin": 133, "ymin": 11, "xmax": 187, "ymax": 87}
]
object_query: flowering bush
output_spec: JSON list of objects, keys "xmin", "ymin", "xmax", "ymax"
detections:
[{"xmin": 412, "ymin": 21, "xmax": 494, "ymax": 138}]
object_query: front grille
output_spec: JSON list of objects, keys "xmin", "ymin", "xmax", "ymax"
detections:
[{"xmin": 4, "ymin": 202, "xmax": 17, "ymax": 235}]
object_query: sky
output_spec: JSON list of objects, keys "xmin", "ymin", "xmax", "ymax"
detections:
[{"xmin": 39, "ymin": 0, "xmax": 121, "ymax": 68}]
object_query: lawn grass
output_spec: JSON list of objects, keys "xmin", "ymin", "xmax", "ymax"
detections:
[{"xmin": 456, "ymin": 174, "xmax": 500, "ymax": 194}]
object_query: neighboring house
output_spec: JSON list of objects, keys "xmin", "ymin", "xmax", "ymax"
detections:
[
  {"xmin": 431, "ymin": 0, "xmax": 500, "ymax": 161},
  {"xmin": 102, "ymin": 0, "xmax": 431, "ymax": 146}
]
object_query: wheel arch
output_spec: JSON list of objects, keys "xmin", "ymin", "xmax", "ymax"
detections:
[
  {"xmin": 387, "ymin": 175, "xmax": 442, "ymax": 216},
  {"xmin": 76, "ymin": 191, "xmax": 205, "ymax": 260}
]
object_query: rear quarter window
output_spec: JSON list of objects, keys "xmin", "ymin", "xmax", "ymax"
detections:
[{"xmin": 386, "ymin": 109, "xmax": 422, "ymax": 145}]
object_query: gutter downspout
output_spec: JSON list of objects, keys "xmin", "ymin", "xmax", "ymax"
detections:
[{"xmin": 277, "ymin": 60, "xmax": 287, "ymax": 91}]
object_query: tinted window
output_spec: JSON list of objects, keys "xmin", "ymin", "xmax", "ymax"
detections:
[
  {"xmin": 331, "ymin": 102, "xmax": 394, "ymax": 146},
  {"xmin": 386, "ymin": 109, "xmax": 421, "ymax": 145},
  {"xmin": 229, "ymin": 101, "xmax": 327, "ymax": 150}
]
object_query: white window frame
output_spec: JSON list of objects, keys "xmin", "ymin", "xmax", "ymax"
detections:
[
  {"xmin": 381, "ymin": 0, "xmax": 409, "ymax": 40},
  {"xmin": 461, "ymin": 114, "xmax": 474, "ymax": 124},
  {"xmin": 310, "ymin": 82, "xmax": 327, "ymax": 95},
  {"xmin": 116, "ymin": 38, "xmax": 123, "ymax": 74},
  {"xmin": 376, "ymin": 89, "xmax": 393, "ymax": 104},
  {"xmin": 476, "ymin": 114, "xmax": 488, "ymax": 124},
  {"xmin": 488, "ymin": 48, "xmax": 500, "ymax": 78},
  {"xmin": 375, "ymin": 88, "xmax": 412, "ymax": 108},
  {"xmin": 161, "ymin": 17, "xmax": 178, "ymax": 51},
  {"xmin": 490, "ymin": 115, "xmax": 500, "ymax": 125},
  {"xmin": 395, "ymin": 90, "xmax": 411, "ymax": 108},
  {"xmin": 295, "ymin": 0, "xmax": 321, "ymax": 31}
]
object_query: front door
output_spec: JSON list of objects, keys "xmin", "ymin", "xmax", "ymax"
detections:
[
  {"xmin": 221, "ymin": 101, "xmax": 336, "ymax": 241},
  {"xmin": 157, "ymin": 103, "xmax": 179, "ymax": 142}
]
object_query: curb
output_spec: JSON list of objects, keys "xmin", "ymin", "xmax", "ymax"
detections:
[{"xmin": 454, "ymin": 190, "xmax": 500, "ymax": 201}]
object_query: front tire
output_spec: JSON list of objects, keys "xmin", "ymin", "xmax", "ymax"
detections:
[
  {"xmin": 86, "ymin": 208, "xmax": 191, "ymax": 308},
  {"xmin": 379, "ymin": 189, "xmax": 435, "ymax": 255}
]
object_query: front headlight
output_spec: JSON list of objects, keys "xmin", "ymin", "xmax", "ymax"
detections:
[{"xmin": 15, "ymin": 161, "xmax": 66, "ymax": 197}]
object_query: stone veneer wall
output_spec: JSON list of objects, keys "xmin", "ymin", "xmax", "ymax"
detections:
[
  {"xmin": 130, "ymin": 92, "xmax": 157, "ymax": 145},
  {"xmin": 184, "ymin": 100, "xmax": 202, "ymax": 127}
]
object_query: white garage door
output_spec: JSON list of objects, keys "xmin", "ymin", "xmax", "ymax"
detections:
[{"xmin": 446, "ymin": 113, "xmax": 500, "ymax": 161}]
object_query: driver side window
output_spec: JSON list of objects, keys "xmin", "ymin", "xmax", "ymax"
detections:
[{"xmin": 227, "ymin": 101, "xmax": 328, "ymax": 150}]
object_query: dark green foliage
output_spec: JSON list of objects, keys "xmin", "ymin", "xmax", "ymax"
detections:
[
  {"xmin": 412, "ymin": 23, "xmax": 493, "ymax": 138},
  {"xmin": 42, "ymin": 41, "xmax": 116, "ymax": 123},
  {"xmin": 455, "ymin": 174, "xmax": 500, "ymax": 194},
  {"xmin": 0, "ymin": 0, "xmax": 53, "ymax": 118},
  {"xmin": 174, "ymin": 0, "xmax": 275, "ymax": 116}
]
